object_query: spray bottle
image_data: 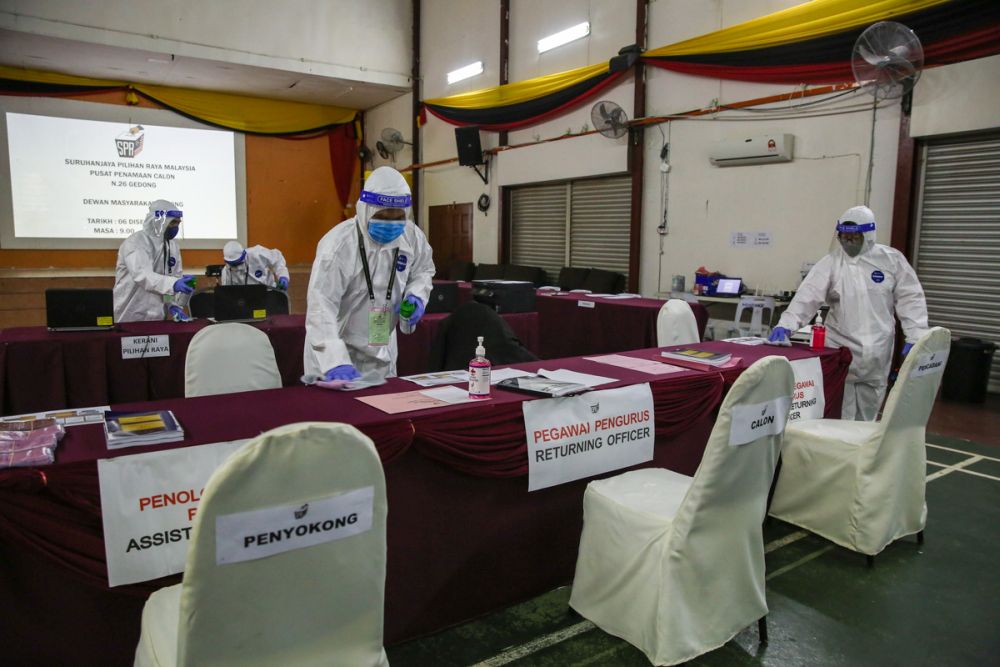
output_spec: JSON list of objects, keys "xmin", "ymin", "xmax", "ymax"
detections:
[
  {"xmin": 468, "ymin": 336, "xmax": 491, "ymax": 399},
  {"xmin": 810, "ymin": 311, "xmax": 826, "ymax": 350}
]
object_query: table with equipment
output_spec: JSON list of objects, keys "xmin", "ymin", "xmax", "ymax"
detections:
[{"xmin": 0, "ymin": 342, "xmax": 850, "ymax": 667}]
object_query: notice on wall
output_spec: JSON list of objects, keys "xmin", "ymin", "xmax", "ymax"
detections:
[
  {"xmin": 121, "ymin": 335, "xmax": 170, "ymax": 359},
  {"xmin": 730, "ymin": 231, "xmax": 772, "ymax": 248},
  {"xmin": 788, "ymin": 357, "xmax": 826, "ymax": 422},
  {"xmin": 524, "ymin": 383, "xmax": 655, "ymax": 492},
  {"xmin": 98, "ymin": 439, "xmax": 248, "ymax": 587}
]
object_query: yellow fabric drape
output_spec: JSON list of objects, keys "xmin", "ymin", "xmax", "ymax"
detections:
[
  {"xmin": 423, "ymin": 62, "xmax": 610, "ymax": 110},
  {"xmin": 644, "ymin": 0, "xmax": 949, "ymax": 57},
  {"xmin": 0, "ymin": 65, "xmax": 357, "ymax": 134}
]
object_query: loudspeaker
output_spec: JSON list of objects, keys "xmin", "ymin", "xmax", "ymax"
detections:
[{"xmin": 456, "ymin": 126, "xmax": 484, "ymax": 166}]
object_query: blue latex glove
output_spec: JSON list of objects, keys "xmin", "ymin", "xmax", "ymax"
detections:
[
  {"xmin": 277, "ymin": 276, "xmax": 289, "ymax": 291},
  {"xmin": 173, "ymin": 275, "xmax": 195, "ymax": 294},
  {"xmin": 768, "ymin": 326, "xmax": 791, "ymax": 343},
  {"xmin": 168, "ymin": 305, "xmax": 191, "ymax": 322},
  {"xmin": 324, "ymin": 365, "xmax": 361, "ymax": 382},
  {"xmin": 901, "ymin": 342, "xmax": 913, "ymax": 357},
  {"xmin": 397, "ymin": 295, "xmax": 425, "ymax": 326}
]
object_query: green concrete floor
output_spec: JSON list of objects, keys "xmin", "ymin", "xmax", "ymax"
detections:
[{"xmin": 387, "ymin": 433, "xmax": 1000, "ymax": 666}]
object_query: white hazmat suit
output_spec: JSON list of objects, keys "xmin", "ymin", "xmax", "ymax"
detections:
[
  {"xmin": 775, "ymin": 205, "xmax": 929, "ymax": 420},
  {"xmin": 221, "ymin": 242, "xmax": 290, "ymax": 288},
  {"xmin": 304, "ymin": 167, "xmax": 435, "ymax": 380},
  {"xmin": 113, "ymin": 200, "xmax": 190, "ymax": 322}
]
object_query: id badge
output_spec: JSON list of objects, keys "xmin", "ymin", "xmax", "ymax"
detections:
[{"xmin": 368, "ymin": 305, "xmax": 391, "ymax": 346}]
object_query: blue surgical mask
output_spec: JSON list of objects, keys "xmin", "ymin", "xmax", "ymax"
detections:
[
  {"xmin": 368, "ymin": 221, "xmax": 405, "ymax": 244},
  {"xmin": 164, "ymin": 224, "xmax": 179, "ymax": 240}
]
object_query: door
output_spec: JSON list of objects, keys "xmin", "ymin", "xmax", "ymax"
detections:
[{"xmin": 429, "ymin": 203, "xmax": 473, "ymax": 279}]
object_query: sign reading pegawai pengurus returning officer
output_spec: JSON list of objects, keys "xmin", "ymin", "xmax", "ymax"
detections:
[
  {"xmin": 98, "ymin": 439, "xmax": 249, "ymax": 586},
  {"xmin": 524, "ymin": 384, "xmax": 655, "ymax": 491}
]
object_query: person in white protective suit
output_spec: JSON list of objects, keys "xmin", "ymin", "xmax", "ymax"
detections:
[
  {"xmin": 113, "ymin": 200, "xmax": 195, "ymax": 323},
  {"xmin": 221, "ymin": 241, "xmax": 290, "ymax": 290},
  {"xmin": 768, "ymin": 205, "xmax": 929, "ymax": 421},
  {"xmin": 304, "ymin": 166, "xmax": 435, "ymax": 382}
]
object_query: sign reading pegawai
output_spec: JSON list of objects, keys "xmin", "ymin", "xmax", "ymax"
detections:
[
  {"xmin": 98, "ymin": 439, "xmax": 248, "ymax": 586},
  {"xmin": 524, "ymin": 383, "xmax": 655, "ymax": 491},
  {"xmin": 788, "ymin": 357, "xmax": 825, "ymax": 422}
]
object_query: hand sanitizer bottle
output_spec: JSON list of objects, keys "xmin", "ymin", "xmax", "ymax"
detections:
[
  {"xmin": 468, "ymin": 336, "xmax": 491, "ymax": 399},
  {"xmin": 810, "ymin": 311, "xmax": 826, "ymax": 350}
]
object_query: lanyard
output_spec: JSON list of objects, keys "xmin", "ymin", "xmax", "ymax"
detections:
[{"xmin": 356, "ymin": 221, "xmax": 399, "ymax": 303}]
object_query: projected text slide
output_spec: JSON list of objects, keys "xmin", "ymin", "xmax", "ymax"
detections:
[{"xmin": 6, "ymin": 112, "xmax": 237, "ymax": 240}]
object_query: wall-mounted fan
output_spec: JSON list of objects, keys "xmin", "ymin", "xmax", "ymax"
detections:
[
  {"xmin": 851, "ymin": 21, "xmax": 924, "ymax": 204},
  {"xmin": 375, "ymin": 127, "xmax": 412, "ymax": 162},
  {"xmin": 590, "ymin": 101, "xmax": 629, "ymax": 139}
]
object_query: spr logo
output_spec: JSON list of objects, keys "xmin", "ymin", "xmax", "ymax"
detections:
[
  {"xmin": 115, "ymin": 125, "xmax": 145, "ymax": 158},
  {"xmin": 294, "ymin": 503, "xmax": 309, "ymax": 520},
  {"xmin": 871, "ymin": 270, "xmax": 885, "ymax": 284},
  {"xmin": 396, "ymin": 254, "xmax": 408, "ymax": 273},
  {"xmin": 589, "ymin": 402, "xmax": 600, "ymax": 414}
]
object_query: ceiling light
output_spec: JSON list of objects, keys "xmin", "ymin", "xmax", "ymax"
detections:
[
  {"xmin": 447, "ymin": 61, "xmax": 484, "ymax": 85},
  {"xmin": 538, "ymin": 22, "xmax": 590, "ymax": 53}
]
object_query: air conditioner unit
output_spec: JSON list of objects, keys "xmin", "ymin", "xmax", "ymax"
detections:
[{"xmin": 709, "ymin": 134, "xmax": 794, "ymax": 167}]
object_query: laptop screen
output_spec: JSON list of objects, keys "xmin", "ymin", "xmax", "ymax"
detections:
[
  {"xmin": 45, "ymin": 289, "xmax": 115, "ymax": 330},
  {"xmin": 715, "ymin": 278, "xmax": 742, "ymax": 295},
  {"xmin": 213, "ymin": 285, "xmax": 269, "ymax": 321}
]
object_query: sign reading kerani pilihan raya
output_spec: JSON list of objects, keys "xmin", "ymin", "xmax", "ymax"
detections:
[
  {"xmin": 524, "ymin": 384, "xmax": 655, "ymax": 492},
  {"xmin": 97, "ymin": 439, "xmax": 248, "ymax": 587}
]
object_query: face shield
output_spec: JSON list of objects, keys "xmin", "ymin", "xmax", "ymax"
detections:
[
  {"xmin": 357, "ymin": 167, "xmax": 413, "ymax": 245},
  {"xmin": 834, "ymin": 206, "xmax": 877, "ymax": 258},
  {"xmin": 157, "ymin": 209, "xmax": 183, "ymax": 240}
]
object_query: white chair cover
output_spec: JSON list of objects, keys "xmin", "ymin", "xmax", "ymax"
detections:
[
  {"xmin": 134, "ymin": 422, "xmax": 389, "ymax": 667},
  {"xmin": 184, "ymin": 322, "xmax": 282, "ymax": 397},
  {"xmin": 657, "ymin": 299, "xmax": 700, "ymax": 346},
  {"xmin": 769, "ymin": 327, "xmax": 951, "ymax": 556},
  {"xmin": 570, "ymin": 355, "xmax": 794, "ymax": 665}
]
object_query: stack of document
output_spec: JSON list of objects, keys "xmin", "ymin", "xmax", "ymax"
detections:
[
  {"xmin": 104, "ymin": 410, "xmax": 185, "ymax": 450},
  {"xmin": 660, "ymin": 348, "xmax": 733, "ymax": 367}
]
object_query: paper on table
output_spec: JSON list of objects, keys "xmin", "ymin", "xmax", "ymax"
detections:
[
  {"xmin": 489, "ymin": 368, "xmax": 534, "ymax": 384},
  {"xmin": 538, "ymin": 368, "xmax": 616, "ymax": 387},
  {"xmin": 401, "ymin": 370, "xmax": 469, "ymax": 387},
  {"xmin": 357, "ymin": 391, "xmax": 451, "ymax": 414},
  {"xmin": 724, "ymin": 337, "xmax": 767, "ymax": 346},
  {"xmin": 592, "ymin": 293, "xmax": 639, "ymax": 300},
  {"xmin": 584, "ymin": 354, "xmax": 687, "ymax": 375},
  {"xmin": 420, "ymin": 386, "xmax": 485, "ymax": 404},
  {"xmin": 1, "ymin": 405, "xmax": 110, "ymax": 427}
]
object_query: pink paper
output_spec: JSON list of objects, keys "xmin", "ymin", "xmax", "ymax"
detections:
[
  {"xmin": 584, "ymin": 354, "xmax": 687, "ymax": 375},
  {"xmin": 357, "ymin": 390, "xmax": 450, "ymax": 414}
]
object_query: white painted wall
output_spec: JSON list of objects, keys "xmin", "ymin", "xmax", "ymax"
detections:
[
  {"xmin": 369, "ymin": 1, "xmax": 999, "ymax": 290},
  {"xmin": 0, "ymin": 0, "xmax": 412, "ymax": 87}
]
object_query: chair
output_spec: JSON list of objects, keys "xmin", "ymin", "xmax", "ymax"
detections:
[
  {"xmin": 264, "ymin": 288, "xmax": 290, "ymax": 315},
  {"xmin": 769, "ymin": 327, "xmax": 952, "ymax": 561},
  {"xmin": 504, "ymin": 263, "xmax": 546, "ymax": 286},
  {"xmin": 657, "ymin": 299, "xmax": 701, "ymax": 346},
  {"xmin": 730, "ymin": 295, "xmax": 776, "ymax": 337},
  {"xmin": 570, "ymin": 356, "xmax": 794, "ymax": 665},
  {"xmin": 581, "ymin": 267, "xmax": 624, "ymax": 294},
  {"xmin": 184, "ymin": 322, "xmax": 282, "ymax": 397},
  {"xmin": 447, "ymin": 260, "xmax": 476, "ymax": 281},
  {"xmin": 134, "ymin": 422, "xmax": 389, "ymax": 667},
  {"xmin": 473, "ymin": 263, "xmax": 504, "ymax": 281},
  {"xmin": 427, "ymin": 302, "xmax": 539, "ymax": 372},
  {"xmin": 557, "ymin": 266, "xmax": 590, "ymax": 291},
  {"xmin": 188, "ymin": 291, "xmax": 214, "ymax": 319}
]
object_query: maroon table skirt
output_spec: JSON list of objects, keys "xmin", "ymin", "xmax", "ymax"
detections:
[
  {"xmin": 0, "ymin": 312, "xmax": 539, "ymax": 416},
  {"xmin": 0, "ymin": 344, "xmax": 848, "ymax": 666}
]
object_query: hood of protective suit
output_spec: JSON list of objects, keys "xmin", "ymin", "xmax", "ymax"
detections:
[
  {"xmin": 834, "ymin": 205, "xmax": 877, "ymax": 259},
  {"xmin": 356, "ymin": 167, "xmax": 413, "ymax": 243},
  {"xmin": 143, "ymin": 199, "xmax": 182, "ymax": 239},
  {"xmin": 223, "ymin": 240, "xmax": 245, "ymax": 263}
]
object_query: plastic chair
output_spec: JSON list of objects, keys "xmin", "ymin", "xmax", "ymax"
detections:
[
  {"xmin": 133, "ymin": 422, "xmax": 389, "ymax": 667},
  {"xmin": 769, "ymin": 327, "xmax": 951, "ymax": 561},
  {"xmin": 184, "ymin": 322, "xmax": 282, "ymax": 397},
  {"xmin": 570, "ymin": 356, "xmax": 795, "ymax": 665},
  {"xmin": 656, "ymin": 299, "xmax": 700, "ymax": 346},
  {"xmin": 731, "ymin": 295, "xmax": 775, "ymax": 337}
]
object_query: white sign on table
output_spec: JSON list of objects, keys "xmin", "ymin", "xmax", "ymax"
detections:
[
  {"xmin": 729, "ymin": 396, "xmax": 792, "ymax": 447},
  {"xmin": 97, "ymin": 439, "xmax": 248, "ymax": 587},
  {"xmin": 121, "ymin": 335, "xmax": 170, "ymax": 360},
  {"xmin": 524, "ymin": 383, "xmax": 655, "ymax": 492},
  {"xmin": 788, "ymin": 357, "xmax": 826, "ymax": 422}
]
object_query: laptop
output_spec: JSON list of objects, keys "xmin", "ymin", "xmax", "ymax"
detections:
[
  {"xmin": 45, "ymin": 289, "xmax": 116, "ymax": 331},
  {"xmin": 714, "ymin": 278, "xmax": 743, "ymax": 297},
  {"xmin": 211, "ymin": 284, "xmax": 270, "ymax": 323}
]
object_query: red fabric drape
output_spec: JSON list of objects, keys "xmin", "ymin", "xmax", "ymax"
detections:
[{"xmin": 327, "ymin": 122, "xmax": 359, "ymax": 209}]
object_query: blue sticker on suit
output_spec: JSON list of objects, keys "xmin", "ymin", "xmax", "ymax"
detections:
[
  {"xmin": 396, "ymin": 254, "xmax": 408, "ymax": 272},
  {"xmin": 168, "ymin": 256, "xmax": 176, "ymax": 268},
  {"xmin": 871, "ymin": 270, "xmax": 885, "ymax": 283},
  {"xmin": 255, "ymin": 269, "xmax": 264, "ymax": 278}
]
